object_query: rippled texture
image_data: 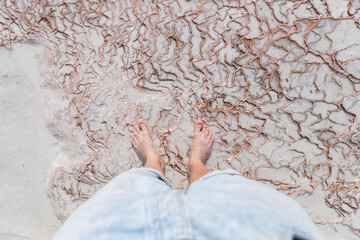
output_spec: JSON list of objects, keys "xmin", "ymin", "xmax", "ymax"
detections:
[{"xmin": 1, "ymin": 0, "xmax": 360, "ymax": 238}]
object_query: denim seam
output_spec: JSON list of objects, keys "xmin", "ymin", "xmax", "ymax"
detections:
[
  {"xmin": 143, "ymin": 167, "xmax": 174, "ymax": 189},
  {"xmin": 198, "ymin": 169, "xmax": 242, "ymax": 181}
]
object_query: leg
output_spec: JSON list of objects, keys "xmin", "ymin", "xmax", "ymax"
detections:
[
  {"xmin": 184, "ymin": 170, "xmax": 323, "ymax": 240},
  {"xmin": 131, "ymin": 121, "xmax": 166, "ymax": 176},
  {"xmin": 187, "ymin": 121, "xmax": 214, "ymax": 185},
  {"xmin": 54, "ymin": 122, "xmax": 173, "ymax": 240}
]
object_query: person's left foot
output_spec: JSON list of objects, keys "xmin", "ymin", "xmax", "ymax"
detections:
[{"xmin": 131, "ymin": 121, "xmax": 165, "ymax": 172}]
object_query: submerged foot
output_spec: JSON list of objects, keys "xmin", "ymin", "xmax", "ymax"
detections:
[
  {"xmin": 188, "ymin": 121, "xmax": 214, "ymax": 176},
  {"xmin": 131, "ymin": 121, "xmax": 165, "ymax": 172}
]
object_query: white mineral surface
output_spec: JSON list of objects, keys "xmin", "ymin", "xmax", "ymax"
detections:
[
  {"xmin": 1, "ymin": 0, "xmax": 360, "ymax": 239},
  {"xmin": 0, "ymin": 44, "xmax": 61, "ymax": 239}
]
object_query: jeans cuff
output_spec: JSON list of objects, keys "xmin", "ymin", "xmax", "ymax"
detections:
[
  {"xmin": 198, "ymin": 168, "xmax": 242, "ymax": 181},
  {"xmin": 140, "ymin": 167, "xmax": 174, "ymax": 188}
]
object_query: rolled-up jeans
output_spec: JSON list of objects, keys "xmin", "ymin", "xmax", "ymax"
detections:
[{"xmin": 53, "ymin": 168, "xmax": 323, "ymax": 240}]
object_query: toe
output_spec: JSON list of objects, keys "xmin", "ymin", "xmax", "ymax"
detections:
[
  {"xmin": 135, "ymin": 125, "xmax": 141, "ymax": 132},
  {"xmin": 195, "ymin": 121, "xmax": 203, "ymax": 133},
  {"xmin": 131, "ymin": 137, "xmax": 135, "ymax": 146},
  {"xmin": 139, "ymin": 121, "xmax": 148, "ymax": 132},
  {"xmin": 203, "ymin": 126, "xmax": 209, "ymax": 134},
  {"xmin": 203, "ymin": 124, "xmax": 209, "ymax": 133}
]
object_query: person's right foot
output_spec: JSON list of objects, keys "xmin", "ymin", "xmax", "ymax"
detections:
[
  {"xmin": 131, "ymin": 121, "xmax": 165, "ymax": 172},
  {"xmin": 188, "ymin": 121, "xmax": 214, "ymax": 168}
]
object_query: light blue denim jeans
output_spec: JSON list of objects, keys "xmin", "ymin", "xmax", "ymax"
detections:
[{"xmin": 53, "ymin": 168, "xmax": 323, "ymax": 240}]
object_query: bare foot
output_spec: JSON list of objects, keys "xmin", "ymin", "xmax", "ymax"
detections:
[
  {"xmin": 189, "ymin": 121, "xmax": 214, "ymax": 164},
  {"xmin": 188, "ymin": 121, "xmax": 214, "ymax": 184},
  {"xmin": 131, "ymin": 121, "xmax": 165, "ymax": 173}
]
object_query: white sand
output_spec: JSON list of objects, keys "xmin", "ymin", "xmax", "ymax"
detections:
[{"xmin": 0, "ymin": 44, "xmax": 61, "ymax": 240}]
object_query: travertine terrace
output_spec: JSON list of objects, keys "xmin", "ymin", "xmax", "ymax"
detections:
[{"xmin": 1, "ymin": 0, "xmax": 360, "ymax": 238}]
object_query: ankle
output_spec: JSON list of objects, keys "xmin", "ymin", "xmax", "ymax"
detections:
[
  {"xmin": 188, "ymin": 166, "xmax": 211, "ymax": 184},
  {"xmin": 189, "ymin": 151, "xmax": 203, "ymax": 162},
  {"xmin": 145, "ymin": 150, "xmax": 160, "ymax": 162},
  {"xmin": 144, "ymin": 156, "xmax": 165, "ymax": 175},
  {"xmin": 188, "ymin": 159, "xmax": 201, "ymax": 172},
  {"xmin": 188, "ymin": 159, "xmax": 208, "ymax": 174}
]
